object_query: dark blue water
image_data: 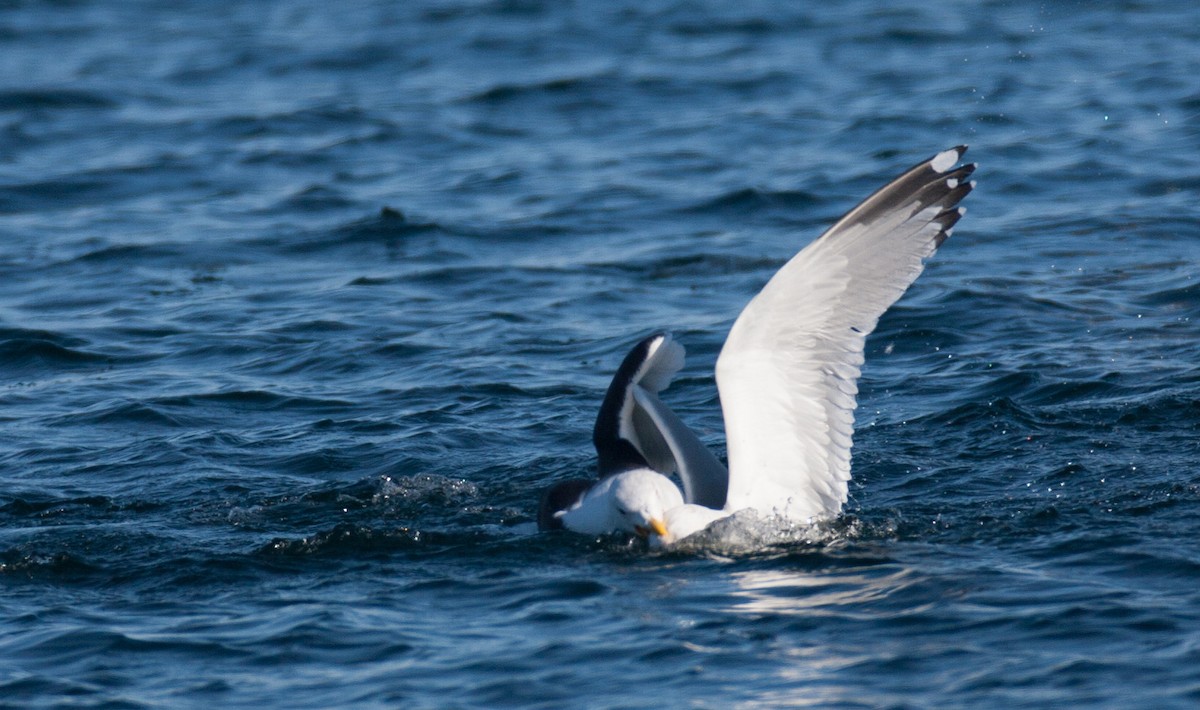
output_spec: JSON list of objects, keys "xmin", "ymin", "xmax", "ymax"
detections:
[{"xmin": 3, "ymin": 1, "xmax": 1200, "ymax": 707}]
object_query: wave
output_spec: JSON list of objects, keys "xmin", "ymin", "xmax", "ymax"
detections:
[
  {"xmin": 462, "ymin": 72, "xmax": 617, "ymax": 105},
  {"xmin": 0, "ymin": 549, "xmax": 100, "ymax": 580},
  {"xmin": 0, "ymin": 329, "xmax": 110, "ymax": 376},
  {"xmin": 0, "ymin": 89, "xmax": 116, "ymax": 111},
  {"xmin": 154, "ymin": 389, "xmax": 354, "ymax": 412},
  {"xmin": 265, "ymin": 207, "xmax": 446, "ymax": 256},
  {"xmin": 680, "ymin": 186, "xmax": 822, "ymax": 216}
]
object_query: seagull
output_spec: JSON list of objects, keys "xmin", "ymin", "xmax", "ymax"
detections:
[{"xmin": 537, "ymin": 146, "xmax": 976, "ymax": 545}]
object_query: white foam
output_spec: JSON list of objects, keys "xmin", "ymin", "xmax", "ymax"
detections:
[{"xmin": 655, "ymin": 509, "xmax": 850, "ymax": 554}]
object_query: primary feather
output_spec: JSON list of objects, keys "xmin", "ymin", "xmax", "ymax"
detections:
[{"xmin": 717, "ymin": 146, "xmax": 973, "ymax": 521}]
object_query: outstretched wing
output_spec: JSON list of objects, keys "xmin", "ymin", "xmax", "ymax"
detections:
[
  {"xmin": 716, "ymin": 146, "xmax": 975, "ymax": 520},
  {"xmin": 593, "ymin": 332, "xmax": 728, "ymax": 508}
]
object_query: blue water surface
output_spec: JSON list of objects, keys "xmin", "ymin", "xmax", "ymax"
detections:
[{"xmin": 3, "ymin": 1, "xmax": 1200, "ymax": 707}]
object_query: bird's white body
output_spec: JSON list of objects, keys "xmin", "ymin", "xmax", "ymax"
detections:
[{"xmin": 658, "ymin": 503, "xmax": 731, "ymax": 544}]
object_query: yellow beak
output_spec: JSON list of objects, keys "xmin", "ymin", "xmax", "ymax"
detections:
[{"xmin": 634, "ymin": 518, "xmax": 669, "ymax": 539}]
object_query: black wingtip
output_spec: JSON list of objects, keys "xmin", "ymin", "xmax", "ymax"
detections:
[
  {"xmin": 592, "ymin": 333, "xmax": 668, "ymax": 477},
  {"xmin": 932, "ymin": 206, "xmax": 968, "ymax": 248}
]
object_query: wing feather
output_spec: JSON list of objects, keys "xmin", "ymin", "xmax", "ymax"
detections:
[
  {"xmin": 716, "ymin": 146, "xmax": 975, "ymax": 520},
  {"xmin": 593, "ymin": 332, "xmax": 683, "ymax": 476},
  {"xmin": 632, "ymin": 386, "xmax": 728, "ymax": 508},
  {"xmin": 594, "ymin": 332, "xmax": 730, "ymax": 508}
]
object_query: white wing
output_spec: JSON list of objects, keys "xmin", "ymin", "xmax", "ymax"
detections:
[{"xmin": 716, "ymin": 146, "xmax": 975, "ymax": 520}]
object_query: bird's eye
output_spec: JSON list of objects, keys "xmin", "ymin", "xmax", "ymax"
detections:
[{"xmin": 616, "ymin": 507, "xmax": 628, "ymax": 515}]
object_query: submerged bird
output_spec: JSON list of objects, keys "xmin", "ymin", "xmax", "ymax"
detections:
[{"xmin": 538, "ymin": 147, "xmax": 976, "ymax": 545}]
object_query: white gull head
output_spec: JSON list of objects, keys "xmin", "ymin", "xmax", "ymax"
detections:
[{"xmin": 557, "ymin": 468, "xmax": 682, "ymax": 538}]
